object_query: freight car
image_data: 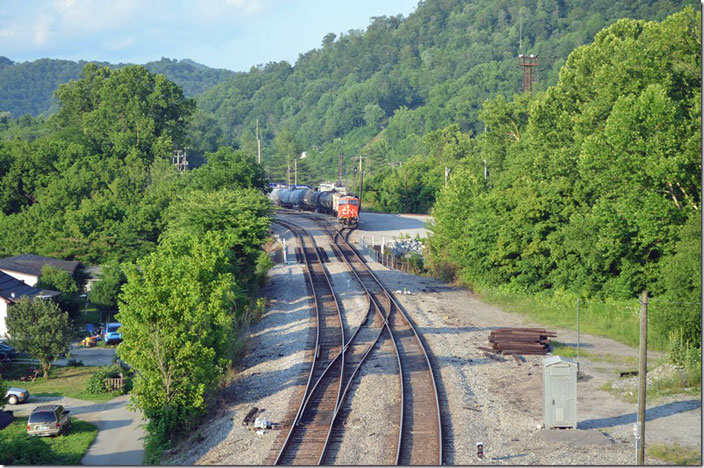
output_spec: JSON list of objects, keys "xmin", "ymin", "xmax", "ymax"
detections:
[{"xmin": 271, "ymin": 187, "xmax": 359, "ymax": 228}]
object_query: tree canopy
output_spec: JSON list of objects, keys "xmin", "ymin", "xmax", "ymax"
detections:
[
  {"xmin": 6, "ymin": 297, "xmax": 72, "ymax": 378},
  {"xmin": 427, "ymin": 7, "xmax": 701, "ymax": 344}
]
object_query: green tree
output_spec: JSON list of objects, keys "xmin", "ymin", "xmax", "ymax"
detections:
[
  {"xmin": 116, "ymin": 232, "xmax": 239, "ymax": 459},
  {"xmin": 162, "ymin": 188, "xmax": 272, "ymax": 291},
  {"xmin": 37, "ymin": 264, "xmax": 80, "ymax": 318},
  {"xmin": 54, "ymin": 64, "xmax": 195, "ymax": 161},
  {"xmin": 188, "ymin": 147, "xmax": 267, "ymax": 192},
  {"xmin": 6, "ymin": 297, "xmax": 71, "ymax": 378},
  {"xmin": 88, "ymin": 263, "xmax": 126, "ymax": 311},
  {"xmin": 0, "ymin": 377, "xmax": 7, "ymax": 410}
]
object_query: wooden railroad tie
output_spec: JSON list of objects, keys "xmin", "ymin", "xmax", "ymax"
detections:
[{"xmin": 483, "ymin": 327, "xmax": 556, "ymax": 356}]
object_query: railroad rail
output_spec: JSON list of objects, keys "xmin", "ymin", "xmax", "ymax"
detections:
[
  {"xmin": 269, "ymin": 214, "xmax": 442, "ymax": 465},
  {"xmin": 268, "ymin": 219, "xmax": 345, "ymax": 465},
  {"xmin": 328, "ymin": 225, "xmax": 443, "ymax": 465}
]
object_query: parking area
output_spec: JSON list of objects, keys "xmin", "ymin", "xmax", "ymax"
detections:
[{"xmin": 54, "ymin": 343, "xmax": 118, "ymax": 367}]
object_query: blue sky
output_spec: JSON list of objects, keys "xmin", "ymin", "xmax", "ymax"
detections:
[{"xmin": 0, "ymin": 0, "xmax": 419, "ymax": 71}]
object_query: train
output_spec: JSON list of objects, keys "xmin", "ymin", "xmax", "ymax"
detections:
[{"xmin": 270, "ymin": 187, "xmax": 359, "ymax": 228}]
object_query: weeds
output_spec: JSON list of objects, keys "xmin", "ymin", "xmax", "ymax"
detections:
[
  {"xmin": 550, "ymin": 341, "xmax": 638, "ymax": 366},
  {"xmin": 647, "ymin": 442, "xmax": 701, "ymax": 465}
]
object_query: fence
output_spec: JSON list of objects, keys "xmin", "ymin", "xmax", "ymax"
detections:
[
  {"xmin": 104, "ymin": 377, "xmax": 124, "ymax": 392},
  {"xmin": 371, "ymin": 246, "xmax": 410, "ymax": 273}
]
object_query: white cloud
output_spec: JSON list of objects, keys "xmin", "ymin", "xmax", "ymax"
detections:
[
  {"xmin": 33, "ymin": 14, "xmax": 55, "ymax": 46},
  {"xmin": 0, "ymin": 27, "xmax": 15, "ymax": 40},
  {"xmin": 51, "ymin": 0, "xmax": 145, "ymax": 35},
  {"xmin": 226, "ymin": 0, "xmax": 266, "ymax": 16},
  {"xmin": 103, "ymin": 36, "xmax": 136, "ymax": 51}
]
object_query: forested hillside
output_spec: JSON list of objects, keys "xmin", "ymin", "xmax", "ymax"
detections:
[
  {"xmin": 428, "ymin": 7, "xmax": 700, "ymax": 347},
  {"xmin": 194, "ymin": 0, "xmax": 697, "ymax": 183},
  {"xmin": 0, "ymin": 57, "xmax": 233, "ymax": 118}
]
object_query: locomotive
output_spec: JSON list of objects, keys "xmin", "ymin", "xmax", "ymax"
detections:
[{"xmin": 270, "ymin": 187, "xmax": 359, "ymax": 228}]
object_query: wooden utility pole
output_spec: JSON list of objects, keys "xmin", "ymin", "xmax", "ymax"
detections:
[
  {"xmin": 359, "ymin": 156, "xmax": 365, "ymax": 212},
  {"xmin": 358, "ymin": 155, "xmax": 363, "ymax": 194},
  {"xmin": 338, "ymin": 154, "xmax": 343, "ymax": 187},
  {"xmin": 256, "ymin": 118, "xmax": 262, "ymax": 165},
  {"xmin": 637, "ymin": 290, "xmax": 648, "ymax": 465},
  {"xmin": 287, "ymin": 158, "xmax": 291, "ymax": 187},
  {"xmin": 294, "ymin": 159, "xmax": 298, "ymax": 186}
]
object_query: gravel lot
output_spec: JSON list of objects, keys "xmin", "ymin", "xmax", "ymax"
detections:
[{"xmin": 163, "ymin": 212, "xmax": 701, "ymax": 465}]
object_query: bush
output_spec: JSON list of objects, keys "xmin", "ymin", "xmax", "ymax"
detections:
[
  {"xmin": 85, "ymin": 364, "xmax": 130, "ymax": 395},
  {"xmin": 668, "ymin": 329, "xmax": 701, "ymax": 386}
]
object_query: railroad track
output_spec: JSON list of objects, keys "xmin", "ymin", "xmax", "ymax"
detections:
[
  {"xmin": 328, "ymin": 224, "xmax": 442, "ymax": 465},
  {"xmin": 268, "ymin": 219, "xmax": 345, "ymax": 465},
  {"xmin": 269, "ymin": 215, "xmax": 442, "ymax": 465}
]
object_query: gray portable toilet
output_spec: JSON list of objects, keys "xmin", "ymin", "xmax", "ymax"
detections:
[{"xmin": 543, "ymin": 355, "xmax": 577, "ymax": 429}]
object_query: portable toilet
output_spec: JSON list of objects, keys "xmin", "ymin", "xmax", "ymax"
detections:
[{"xmin": 543, "ymin": 355, "xmax": 577, "ymax": 429}]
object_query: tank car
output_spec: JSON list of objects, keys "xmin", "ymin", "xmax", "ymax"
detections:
[{"xmin": 271, "ymin": 187, "xmax": 359, "ymax": 228}]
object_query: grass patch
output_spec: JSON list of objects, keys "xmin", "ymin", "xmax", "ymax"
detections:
[
  {"xmin": 599, "ymin": 372, "xmax": 701, "ymax": 404},
  {"xmin": 3, "ymin": 364, "xmax": 122, "ymax": 402},
  {"xmin": 647, "ymin": 442, "xmax": 701, "ymax": 465},
  {"xmin": 480, "ymin": 288, "xmax": 670, "ymax": 351},
  {"xmin": 551, "ymin": 341, "xmax": 639, "ymax": 366},
  {"xmin": 0, "ymin": 416, "xmax": 98, "ymax": 465}
]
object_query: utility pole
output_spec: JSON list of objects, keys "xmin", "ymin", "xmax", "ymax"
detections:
[
  {"xmin": 518, "ymin": 54, "xmax": 538, "ymax": 93},
  {"xmin": 338, "ymin": 154, "xmax": 344, "ymax": 187},
  {"xmin": 294, "ymin": 159, "xmax": 298, "ymax": 186},
  {"xmin": 358, "ymin": 155, "xmax": 363, "ymax": 195},
  {"xmin": 256, "ymin": 118, "xmax": 262, "ymax": 165},
  {"xmin": 287, "ymin": 158, "xmax": 291, "ymax": 187},
  {"xmin": 636, "ymin": 290, "xmax": 649, "ymax": 465},
  {"xmin": 445, "ymin": 166, "xmax": 451, "ymax": 187},
  {"xmin": 359, "ymin": 156, "xmax": 365, "ymax": 212}
]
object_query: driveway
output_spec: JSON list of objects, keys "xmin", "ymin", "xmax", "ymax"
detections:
[
  {"xmin": 55, "ymin": 343, "xmax": 119, "ymax": 367},
  {"xmin": 9, "ymin": 394, "xmax": 145, "ymax": 465}
]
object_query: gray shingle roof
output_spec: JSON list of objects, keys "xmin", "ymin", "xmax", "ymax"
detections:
[
  {"xmin": 0, "ymin": 271, "xmax": 60, "ymax": 302},
  {"xmin": 0, "ymin": 254, "xmax": 81, "ymax": 277}
]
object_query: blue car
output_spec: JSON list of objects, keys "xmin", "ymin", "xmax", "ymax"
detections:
[{"xmin": 103, "ymin": 322, "xmax": 123, "ymax": 345}]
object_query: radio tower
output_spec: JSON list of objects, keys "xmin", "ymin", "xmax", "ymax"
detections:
[{"xmin": 518, "ymin": 54, "xmax": 538, "ymax": 92}]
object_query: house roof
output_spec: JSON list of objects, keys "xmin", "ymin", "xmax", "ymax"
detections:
[
  {"xmin": 0, "ymin": 254, "xmax": 81, "ymax": 277},
  {"xmin": 0, "ymin": 271, "xmax": 60, "ymax": 303}
]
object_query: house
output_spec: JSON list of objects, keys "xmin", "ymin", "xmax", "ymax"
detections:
[
  {"xmin": 0, "ymin": 271, "xmax": 59, "ymax": 337},
  {"xmin": 0, "ymin": 254, "xmax": 82, "ymax": 287}
]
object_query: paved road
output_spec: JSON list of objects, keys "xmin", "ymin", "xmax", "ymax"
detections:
[{"xmin": 9, "ymin": 394, "xmax": 145, "ymax": 465}]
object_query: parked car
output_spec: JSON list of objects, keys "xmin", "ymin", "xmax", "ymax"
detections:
[
  {"xmin": 0, "ymin": 342, "xmax": 17, "ymax": 361},
  {"xmin": 27, "ymin": 405, "xmax": 71, "ymax": 437},
  {"xmin": 103, "ymin": 322, "xmax": 123, "ymax": 345},
  {"xmin": 5, "ymin": 386, "xmax": 30, "ymax": 404}
]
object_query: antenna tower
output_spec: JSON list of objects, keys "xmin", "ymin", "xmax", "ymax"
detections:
[{"xmin": 518, "ymin": 54, "xmax": 538, "ymax": 92}]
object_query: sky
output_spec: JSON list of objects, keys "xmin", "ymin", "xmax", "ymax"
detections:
[{"xmin": 0, "ymin": 0, "xmax": 419, "ymax": 72}]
